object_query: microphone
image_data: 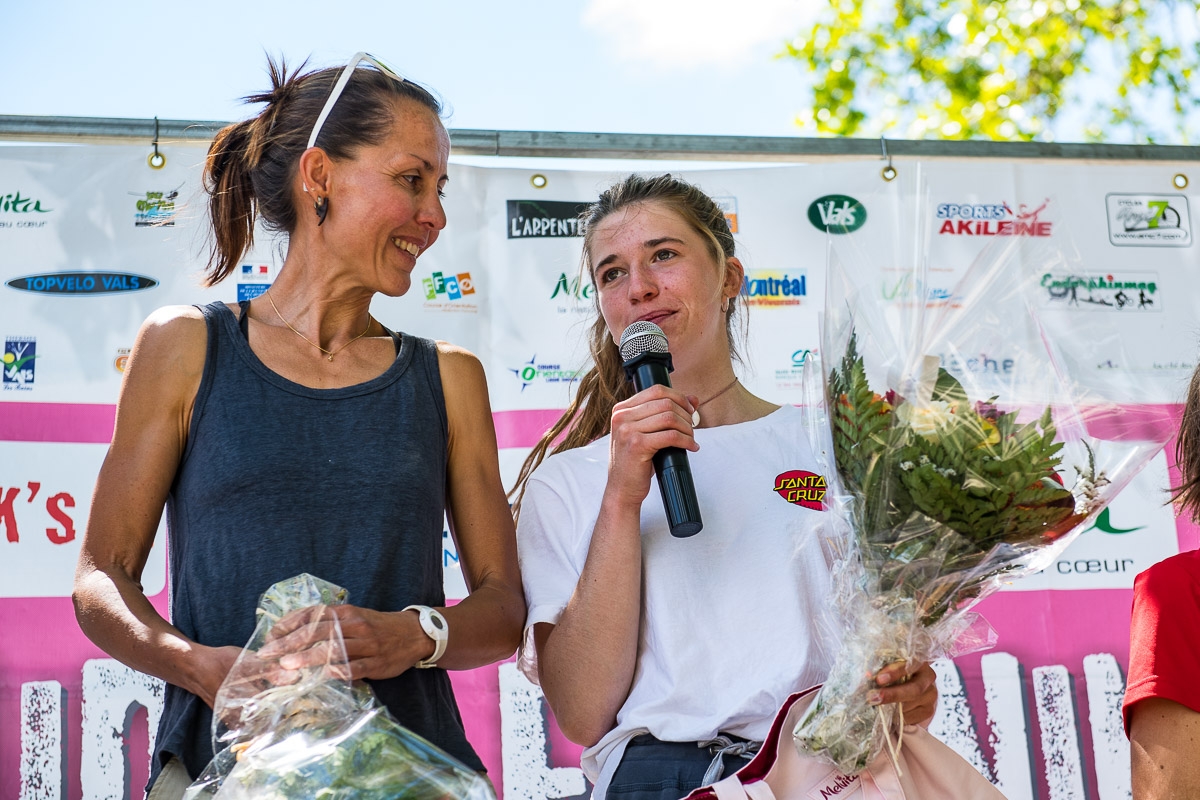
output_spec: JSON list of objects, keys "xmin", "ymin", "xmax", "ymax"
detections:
[{"xmin": 618, "ymin": 321, "xmax": 703, "ymax": 538}]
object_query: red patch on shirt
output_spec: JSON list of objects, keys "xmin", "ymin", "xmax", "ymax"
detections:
[{"xmin": 773, "ymin": 470, "xmax": 827, "ymax": 510}]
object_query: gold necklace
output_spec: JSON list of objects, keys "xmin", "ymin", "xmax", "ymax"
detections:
[
  {"xmin": 692, "ymin": 377, "xmax": 740, "ymax": 427},
  {"xmin": 265, "ymin": 291, "xmax": 373, "ymax": 362}
]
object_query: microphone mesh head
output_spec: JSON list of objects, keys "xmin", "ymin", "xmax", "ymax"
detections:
[{"xmin": 619, "ymin": 320, "xmax": 669, "ymax": 361}]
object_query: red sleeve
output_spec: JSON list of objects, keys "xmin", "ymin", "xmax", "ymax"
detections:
[{"xmin": 1123, "ymin": 550, "xmax": 1200, "ymax": 736}]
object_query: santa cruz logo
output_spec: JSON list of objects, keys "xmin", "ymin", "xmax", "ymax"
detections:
[
  {"xmin": 936, "ymin": 199, "xmax": 1052, "ymax": 236},
  {"xmin": 6, "ymin": 272, "xmax": 159, "ymax": 295},
  {"xmin": 774, "ymin": 470, "xmax": 826, "ymax": 510},
  {"xmin": 807, "ymin": 195, "xmax": 866, "ymax": 234}
]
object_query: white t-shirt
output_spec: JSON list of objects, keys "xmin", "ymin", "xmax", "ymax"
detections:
[{"xmin": 517, "ymin": 404, "xmax": 837, "ymax": 798}]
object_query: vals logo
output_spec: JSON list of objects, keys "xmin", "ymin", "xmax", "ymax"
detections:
[
  {"xmin": 507, "ymin": 200, "xmax": 590, "ymax": 239},
  {"xmin": 807, "ymin": 195, "xmax": 866, "ymax": 234},
  {"xmin": 423, "ymin": 271, "xmax": 475, "ymax": 301},
  {"xmin": 936, "ymin": 199, "xmax": 1052, "ymax": 236},
  {"xmin": 3, "ymin": 337, "xmax": 37, "ymax": 387},
  {"xmin": 774, "ymin": 470, "xmax": 826, "ymax": 510},
  {"xmin": 742, "ymin": 270, "xmax": 806, "ymax": 307},
  {"xmin": 6, "ymin": 272, "xmax": 159, "ymax": 295}
]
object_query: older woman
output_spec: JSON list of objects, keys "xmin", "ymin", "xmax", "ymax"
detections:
[
  {"xmin": 73, "ymin": 54, "xmax": 524, "ymax": 798},
  {"xmin": 511, "ymin": 174, "xmax": 937, "ymax": 800}
]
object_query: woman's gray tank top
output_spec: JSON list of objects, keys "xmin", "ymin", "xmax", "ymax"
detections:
[{"xmin": 152, "ymin": 301, "xmax": 484, "ymax": 786}]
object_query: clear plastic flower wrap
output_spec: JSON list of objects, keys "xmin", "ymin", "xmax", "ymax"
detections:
[
  {"xmin": 790, "ymin": 177, "xmax": 1174, "ymax": 775},
  {"xmin": 182, "ymin": 573, "xmax": 495, "ymax": 800}
]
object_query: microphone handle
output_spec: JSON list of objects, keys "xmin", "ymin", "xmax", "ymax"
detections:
[{"xmin": 625, "ymin": 355, "xmax": 704, "ymax": 537}]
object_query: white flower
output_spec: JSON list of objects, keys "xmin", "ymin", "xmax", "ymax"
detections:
[
  {"xmin": 896, "ymin": 400, "xmax": 956, "ymax": 441},
  {"xmin": 900, "ymin": 461, "xmax": 915, "ymax": 471}
]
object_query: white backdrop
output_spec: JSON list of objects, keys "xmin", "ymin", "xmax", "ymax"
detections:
[{"xmin": 1, "ymin": 143, "xmax": 1197, "ymax": 800}]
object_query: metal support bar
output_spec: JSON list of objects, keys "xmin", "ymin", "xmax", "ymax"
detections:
[{"xmin": 1, "ymin": 114, "xmax": 1197, "ymax": 162}]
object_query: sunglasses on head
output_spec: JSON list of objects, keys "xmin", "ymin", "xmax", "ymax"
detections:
[{"xmin": 307, "ymin": 52, "xmax": 407, "ymax": 151}]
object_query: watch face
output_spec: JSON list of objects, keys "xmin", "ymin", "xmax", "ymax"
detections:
[{"xmin": 430, "ymin": 614, "xmax": 446, "ymax": 633}]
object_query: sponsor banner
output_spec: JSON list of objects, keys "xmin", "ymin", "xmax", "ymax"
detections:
[
  {"xmin": 935, "ymin": 199, "xmax": 1053, "ymax": 237},
  {"xmin": 3, "ymin": 148, "xmax": 1200, "ymax": 800},
  {"xmin": 807, "ymin": 194, "xmax": 866, "ymax": 233},
  {"xmin": 6, "ymin": 271, "xmax": 159, "ymax": 295},
  {"xmin": 1106, "ymin": 193, "xmax": 1192, "ymax": 246},
  {"xmin": 0, "ymin": 442, "xmax": 167, "ymax": 598},
  {"xmin": 133, "ymin": 189, "xmax": 178, "ymax": 227},
  {"xmin": 0, "ymin": 190, "xmax": 54, "ymax": 231},
  {"xmin": 506, "ymin": 199, "xmax": 590, "ymax": 239},
  {"xmin": 741, "ymin": 269, "xmax": 807, "ymax": 307},
  {"xmin": 714, "ymin": 195, "xmax": 739, "ymax": 233},
  {"xmin": 3, "ymin": 337, "xmax": 37, "ymax": 390},
  {"xmin": 1041, "ymin": 271, "xmax": 1160, "ymax": 312},
  {"xmin": 1008, "ymin": 450, "xmax": 1177, "ymax": 591}
]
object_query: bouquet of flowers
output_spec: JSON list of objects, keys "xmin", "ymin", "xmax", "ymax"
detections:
[
  {"xmin": 791, "ymin": 189, "xmax": 1172, "ymax": 774},
  {"xmin": 184, "ymin": 574, "xmax": 494, "ymax": 800}
]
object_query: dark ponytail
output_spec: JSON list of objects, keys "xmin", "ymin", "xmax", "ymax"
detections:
[{"xmin": 202, "ymin": 55, "xmax": 443, "ymax": 286}]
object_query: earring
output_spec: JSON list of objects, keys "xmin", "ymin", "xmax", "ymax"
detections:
[{"xmin": 314, "ymin": 195, "xmax": 328, "ymax": 226}]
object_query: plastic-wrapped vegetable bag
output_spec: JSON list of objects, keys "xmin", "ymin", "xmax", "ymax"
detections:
[{"xmin": 183, "ymin": 574, "xmax": 494, "ymax": 800}]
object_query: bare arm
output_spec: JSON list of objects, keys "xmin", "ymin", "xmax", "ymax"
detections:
[
  {"xmin": 434, "ymin": 343, "xmax": 526, "ymax": 668},
  {"xmin": 1130, "ymin": 698, "xmax": 1200, "ymax": 799},
  {"xmin": 73, "ymin": 306, "xmax": 240, "ymax": 707},
  {"xmin": 534, "ymin": 384, "xmax": 699, "ymax": 746}
]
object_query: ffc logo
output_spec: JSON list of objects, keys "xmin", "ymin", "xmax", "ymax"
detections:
[
  {"xmin": 423, "ymin": 271, "xmax": 475, "ymax": 301},
  {"xmin": 774, "ymin": 470, "xmax": 826, "ymax": 510},
  {"xmin": 3, "ymin": 337, "xmax": 37, "ymax": 387}
]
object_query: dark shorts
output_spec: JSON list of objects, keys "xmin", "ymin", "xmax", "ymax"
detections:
[{"xmin": 606, "ymin": 734, "xmax": 754, "ymax": 800}]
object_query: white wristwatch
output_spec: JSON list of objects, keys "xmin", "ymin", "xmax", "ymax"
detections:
[{"xmin": 402, "ymin": 605, "xmax": 448, "ymax": 668}]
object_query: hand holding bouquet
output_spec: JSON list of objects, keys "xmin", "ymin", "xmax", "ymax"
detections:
[
  {"xmin": 184, "ymin": 574, "xmax": 493, "ymax": 800},
  {"xmin": 792, "ymin": 189, "xmax": 1171, "ymax": 774}
]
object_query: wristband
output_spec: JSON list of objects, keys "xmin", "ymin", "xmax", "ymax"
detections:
[{"xmin": 402, "ymin": 605, "xmax": 448, "ymax": 668}]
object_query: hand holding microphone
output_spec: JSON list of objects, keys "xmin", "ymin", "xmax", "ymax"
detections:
[{"xmin": 618, "ymin": 321, "xmax": 704, "ymax": 538}]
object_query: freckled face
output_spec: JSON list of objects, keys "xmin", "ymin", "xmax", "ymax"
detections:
[
  {"xmin": 325, "ymin": 98, "xmax": 450, "ymax": 297},
  {"xmin": 589, "ymin": 202, "xmax": 740, "ymax": 368}
]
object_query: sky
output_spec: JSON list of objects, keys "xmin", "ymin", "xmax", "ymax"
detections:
[{"xmin": 3, "ymin": 0, "xmax": 825, "ymax": 139}]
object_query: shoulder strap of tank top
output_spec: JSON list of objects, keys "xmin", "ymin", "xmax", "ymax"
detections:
[
  {"xmin": 377, "ymin": 322, "xmax": 402, "ymax": 356},
  {"xmin": 237, "ymin": 300, "xmax": 251, "ymax": 340}
]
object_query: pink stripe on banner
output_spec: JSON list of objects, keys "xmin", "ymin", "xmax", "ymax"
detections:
[
  {"xmin": 0, "ymin": 402, "xmax": 116, "ymax": 443},
  {"xmin": 492, "ymin": 408, "xmax": 566, "ymax": 450},
  {"xmin": 0, "ymin": 403, "xmax": 563, "ymax": 449}
]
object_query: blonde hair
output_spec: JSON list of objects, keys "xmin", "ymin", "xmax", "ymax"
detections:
[{"xmin": 509, "ymin": 173, "xmax": 744, "ymax": 517}]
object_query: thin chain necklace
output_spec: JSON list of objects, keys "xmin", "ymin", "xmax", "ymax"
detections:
[
  {"xmin": 265, "ymin": 291, "xmax": 373, "ymax": 362},
  {"xmin": 692, "ymin": 377, "xmax": 740, "ymax": 427}
]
